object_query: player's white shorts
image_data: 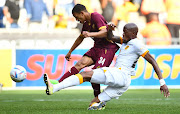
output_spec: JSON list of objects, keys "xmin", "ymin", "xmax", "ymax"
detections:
[{"xmin": 90, "ymin": 67, "xmax": 131, "ymax": 101}]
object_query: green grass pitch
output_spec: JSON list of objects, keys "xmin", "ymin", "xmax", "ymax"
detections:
[{"xmin": 0, "ymin": 89, "xmax": 180, "ymax": 114}]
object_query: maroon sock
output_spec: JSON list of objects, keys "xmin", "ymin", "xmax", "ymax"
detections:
[
  {"xmin": 58, "ymin": 66, "xmax": 79, "ymax": 83},
  {"xmin": 91, "ymin": 83, "xmax": 101, "ymax": 97}
]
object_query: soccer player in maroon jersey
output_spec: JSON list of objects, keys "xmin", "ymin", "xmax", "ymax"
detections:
[{"xmin": 49, "ymin": 4, "xmax": 119, "ymax": 97}]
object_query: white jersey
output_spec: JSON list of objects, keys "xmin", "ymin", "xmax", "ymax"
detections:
[
  {"xmin": 115, "ymin": 38, "xmax": 149, "ymax": 76},
  {"xmin": 91, "ymin": 38, "xmax": 149, "ymax": 100}
]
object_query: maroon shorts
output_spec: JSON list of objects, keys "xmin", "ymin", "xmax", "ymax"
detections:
[{"xmin": 84, "ymin": 47, "xmax": 119, "ymax": 69}]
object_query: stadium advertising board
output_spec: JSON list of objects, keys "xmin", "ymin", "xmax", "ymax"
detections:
[
  {"xmin": 0, "ymin": 49, "xmax": 12, "ymax": 87},
  {"xmin": 16, "ymin": 48, "xmax": 180, "ymax": 87}
]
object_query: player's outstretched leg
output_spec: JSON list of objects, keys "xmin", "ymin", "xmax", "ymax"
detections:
[
  {"xmin": 87, "ymin": 101, "xmax": 106, "ymax": 110},
  {"xmin": 44, "ymin": 73, "xmax": 53, "ymax": 95}
]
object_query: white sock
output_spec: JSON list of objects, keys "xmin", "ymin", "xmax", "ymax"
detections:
[{"xmin": 53, "ymin": 75, "xmax": 81, "ymax": 93}]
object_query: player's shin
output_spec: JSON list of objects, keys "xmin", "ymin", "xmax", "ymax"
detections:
[
  {"xmin": 53, "ymin": 74, "xmax": 83, "ymax": 93},
  {"xmin": 58, "ymin": 67, "xmax": 79, "ymax": 83},
  {"xmin": 91, "ymin": 83, "xmax": 101, "ymax": 97}
]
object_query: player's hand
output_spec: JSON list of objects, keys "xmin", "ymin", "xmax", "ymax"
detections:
[
  {"xmin": 160, "ymin": 84, "xmax": 170, "ymax": 98},
  {"xmin": 65, "ymin": 52, "xmax": 71, "ymax": 61},
  {"xmin": 107, "ymin": 22, "xmax": 116, "ymax": 31},
  {"xmin": 82, "ymin": 31, "xmax": 90, "ymax": 37}
]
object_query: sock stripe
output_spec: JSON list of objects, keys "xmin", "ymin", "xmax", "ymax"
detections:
[{"xmin": 75, "ymin": 74, "xmax": 83, "ymax": 84}]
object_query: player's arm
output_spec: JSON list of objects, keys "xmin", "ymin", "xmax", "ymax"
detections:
[
  {"xmin": 143, "ymin": 52, "xmax": 170, "ymax": 97},
  {"xmin": 82, "ymin": 28, "xmax": 107, "ymax": 38},
  {"xmin": 65, "ymin": 34, "xmax": 85, "ymax": 61},
  {"xmin": 107, "ymin": 28, "xmax": 123, "ymax": 44},
  {"xmin": 82, "ymin": 13, "xmax": 108, "ymax": 38}
]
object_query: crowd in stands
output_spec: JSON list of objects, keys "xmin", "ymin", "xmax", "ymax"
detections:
[{"xmin": 0, "ymin": 0, "xmax": 180, "ymax": 45}]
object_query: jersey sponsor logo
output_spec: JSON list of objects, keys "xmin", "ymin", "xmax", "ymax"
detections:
[
  {"xmin": 125, "ymin": 45, "xmax": 129, "ymax": 50},
  {"xmin": 105, "ymin": 49, "xmax": 107, "ymax": 54}
]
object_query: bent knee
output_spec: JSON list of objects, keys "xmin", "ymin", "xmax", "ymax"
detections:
[{"xmin": 75, "ymin": 56, "xmax": 93, "ymax": 68}]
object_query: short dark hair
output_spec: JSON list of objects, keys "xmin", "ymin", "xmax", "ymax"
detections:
[
  {"xmin": 124, "ymin": 23, "xmax": 138, "ymax": 35},
  {"xmin": 72, "ymin": 4, "xmax": 87, "ymax": 14}
]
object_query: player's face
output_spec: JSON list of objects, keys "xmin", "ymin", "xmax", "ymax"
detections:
[
  {"xmin": 123, "ymin": 28, "xmax": 131, "ymax": 42},
  {"xmin": 123, "ymin": 23, "xmax": 138, "ymax": 42},
  {"xmin": 73, "ymin": 12, "xmax": 86, "ymax": 24}
]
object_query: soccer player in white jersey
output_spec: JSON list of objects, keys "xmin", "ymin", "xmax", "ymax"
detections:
[{"xmin": 44, "ymin": 23, "xmax": 170, "ymax": 110}]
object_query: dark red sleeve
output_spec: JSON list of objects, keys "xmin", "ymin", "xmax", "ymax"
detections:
[{"xmin": 92, "ymin": 13, "xmax": 107, "ymax": 30}]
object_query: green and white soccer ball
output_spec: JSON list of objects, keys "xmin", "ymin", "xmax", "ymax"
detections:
[{"xmin": 10, "ymin": 65, "xmax": 27, "ymax": 82}]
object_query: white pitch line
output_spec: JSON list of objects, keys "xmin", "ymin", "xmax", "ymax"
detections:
[{"xmin": 0, "ymin": 98, "xmax": 90, "ymax": 102}]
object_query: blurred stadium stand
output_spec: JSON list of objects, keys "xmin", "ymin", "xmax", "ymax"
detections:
[
  {"xmin": 0, "ymin": 28, "xmax": 94, "ymax": 49},
  {"xmin": 0, "ymin": 28, "xmax": 179, "ymax": 49},
  {"xmin": 0, "ymin": 0, "xmax": 180, "ymax": 49}
]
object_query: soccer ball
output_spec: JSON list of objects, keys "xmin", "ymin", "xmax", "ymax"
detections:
[{"xmin": 10, "ymin": 65, "xmax": 27, "ymax": 82}]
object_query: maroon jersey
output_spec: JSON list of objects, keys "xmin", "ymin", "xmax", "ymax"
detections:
[
  {"xmin": 84, "ymin": 47, "xmax": 119, "ymax": 69},
  {"xmin": 81, "ymin": 12, "xmax": 118, "ymax": 49}
]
